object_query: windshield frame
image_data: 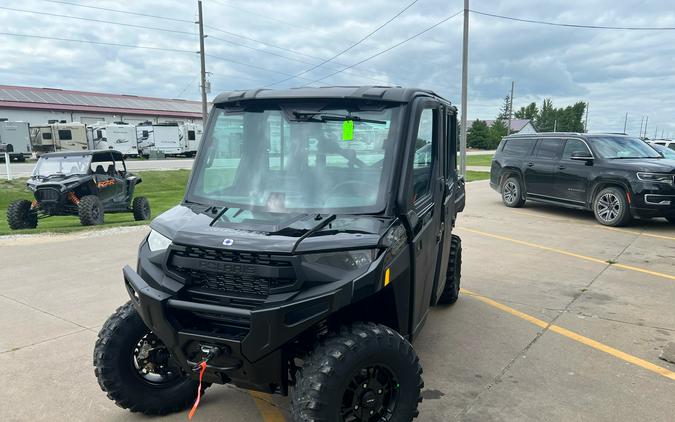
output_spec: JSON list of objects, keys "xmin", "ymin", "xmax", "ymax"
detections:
[{"xmin": 184, "ymin": 100, "xmax": 407, "ymax": 215}]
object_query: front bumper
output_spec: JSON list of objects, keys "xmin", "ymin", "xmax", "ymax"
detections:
[
  {"xmin": 123, "ymin": 263, "xmax": 353, "ymax": 392},
  {"xmin": 630, "ymin": 182, "xmax": 675, "ymax": 219}
]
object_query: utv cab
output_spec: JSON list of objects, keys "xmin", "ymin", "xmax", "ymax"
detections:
[
  {"xmin": 7, "ymin": 150, "xmax": 150, "ymax": 229},
  {"xmin": 94, "ymin": 86, "xmax": 465, "ymax": 421}
]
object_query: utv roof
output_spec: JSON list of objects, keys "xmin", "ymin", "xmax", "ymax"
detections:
[
  {"xmin": 39, "ymin": 150, "xmax": 125, "ymax": 160},
  {"xmin": 213, "ymin": 86, "xmax": 452, "ymax": 105}
]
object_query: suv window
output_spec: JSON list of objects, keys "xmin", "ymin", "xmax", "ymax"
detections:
[
  {"xmin": 562, "ymin": 139, "xmax": 591, "ymax": 159},
  {"xmin": 411, "ymin": 108, "xmax": 435, "ymax": 203},
  {"xmin": 502, "ymin": 138, "xmax": 533, "ymax": 156},
  {"xmin": 535, "ymin": 138, "xmax": 563, "ymax": 159}
]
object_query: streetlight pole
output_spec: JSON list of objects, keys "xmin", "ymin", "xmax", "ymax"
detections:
[
  {"xmin": 197, "ymin": 0, "xmax": 208, "ymax": 124},
  {"xmin": 507, "ymin": 80, "xmax": 514, "ymax": 135},
  {"xmin": 459, "ymin": 0, "xmax": 469, "ymax": 175}
]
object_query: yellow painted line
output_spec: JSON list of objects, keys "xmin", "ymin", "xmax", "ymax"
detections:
[
  {"xmin": 249, "ymin": 391, "xmax": 286, "ymax": 422},
  {"xmin": 461, "ymin": 288, "xmax": 675, "ymax": 381},
  {"xmin": 512, "ymin": 209, "xmax": 675, "ymax": 242},
  {"xmin": 458, "ymin": 227, "xmax": 675, "ymax": 281}
]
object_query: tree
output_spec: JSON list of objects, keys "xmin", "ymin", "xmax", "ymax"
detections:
[
  {"xmin": 489, "ymin": 119, "xmax": 508, "ymax": 143},
  {"xmin": 514, "ymin": 102, "xmax": 538, "ymax": 121},
  {"xmin": 497, "ymin": 95, "xmax": 511, "ymax": 120},
  {"xmin": 536, "ymin": 98, "xmax": 556, "ymax": 132},
  {"xmin": 467, "ymin": 119, "xmax": 492, "ymax": 149}
]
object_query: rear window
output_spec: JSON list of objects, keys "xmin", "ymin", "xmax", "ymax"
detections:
[
  {"xmin": 502, "ymin": 138, "xmax": 533, "ymax": 156},
  {"xmin": 58, "ymin": 129, "xmax": 72, "ymax": 140}
]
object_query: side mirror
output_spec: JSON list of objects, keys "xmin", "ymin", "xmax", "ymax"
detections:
[{"xmin": 570, "ymin": 150, "xmax": 593, "ymax": 161}]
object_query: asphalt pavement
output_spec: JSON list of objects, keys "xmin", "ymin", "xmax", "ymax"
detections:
[{"xmin": 1, "ymin": 180, "xmax": 673, "ymax": 421}]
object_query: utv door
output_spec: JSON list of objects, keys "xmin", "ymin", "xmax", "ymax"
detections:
[
  {"xmin": 405, "ymin": 102, "xmax": 444, "ymax": 338},
  {"xmin": 432, "ymin": 107, "xmax": 458, "ymax": 303}
]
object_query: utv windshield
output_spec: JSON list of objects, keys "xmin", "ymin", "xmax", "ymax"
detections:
[
  {"xmin": 187, "ymin": 103, "xmax": 402, "ymax": 213},
  {"xmin": 33, "ymin": 155, "xmax": 91, "ymax": 177},
  {"xmin": 592, "ymin": 136, "xmax": 662, "ymax": 159}
]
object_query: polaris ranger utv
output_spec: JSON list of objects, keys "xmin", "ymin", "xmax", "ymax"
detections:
[
  {"xmin": 7, "ymin": 150, "xmax": 150, "ymax": 229},
  {"xmin": 94, "ymin": 86, "xmax": 465, "ymax": 421}
]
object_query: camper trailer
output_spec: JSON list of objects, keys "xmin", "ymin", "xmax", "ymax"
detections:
[
  {"xmin": 30, "ymin": 121, "xmax": 88, "ymax": 156},
  {"xmin": 0, "ymin": 120, "xmax": 31, "ymax": 161},
  {"xmin": 136, "ymin": 122, "xmax": 202, "ymax": 157},
  {"xmin": 88, "ymin": 122, "xmax": 139, "ymax": 157}
]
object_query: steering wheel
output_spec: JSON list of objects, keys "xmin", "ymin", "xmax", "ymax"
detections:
[{"xmin": 329, "ymin": 180, "xmax": 373, "ymax": 196}]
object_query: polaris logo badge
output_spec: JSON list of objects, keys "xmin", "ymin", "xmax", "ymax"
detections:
[{"xmin": 222, "ymin": 238, "xmax": 234, "ymax": 246}]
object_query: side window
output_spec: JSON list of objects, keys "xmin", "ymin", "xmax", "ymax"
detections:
[
  {"xmin": 58, "ymin": 129, "xmax": 72, "ymax": 140},
  {"xmin": 669, "ymin": 144, "xmax": 675, "ymax": 151},
  {"xmin": 562, "ymin": 139, "xmax": 591, "ymax": 159},
  {"xmin": 96, "ymin": 130, "xmax": 104, "ymax": 139},
  {"xmin": 42, "ymin": 132, "xmax": 52, "ymax": 140},
  {"xmin": 188, "ymin": 130, "xmax": 196, "ymax": 141},
  {"xmin": 411, "ymin": 108, "xmax": 435, "ymax": 204},
  {"xmin": 535, "ymin": 138, "xmax": 564, "ymax": 159},
  {"xmin": 502, "ymin": 138, "xmax": 533, "ymax": 156}
]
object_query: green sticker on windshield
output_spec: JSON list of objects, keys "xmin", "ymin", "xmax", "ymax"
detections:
[{"xmin": 342, "ymin": 120, "xmax": 354, "ymax": 141}]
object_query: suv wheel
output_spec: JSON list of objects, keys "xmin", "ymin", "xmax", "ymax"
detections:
[
  {"xmin": 437, "ymin": 234, "xmax": 462, "ymax": 305},
  {"xmin": 593, "ymin": 187, "xmax": 632, "ymax": 226},
  {"xmin": 78, "ymin": 195, "xmax": 104, "ymax": 226},
  {"xmin": 94, "ymin": 302, "xmax": 206, "ymax": 415},
  {"xmin": 7, "ymin": 199, "xmax": 38, "ymax": 230},
  {"xmin": 501, "ymin": 176, "xmax": 526, "ymax": 208},
  {"xmin": 132, "ymin": 197, "xmax": 151, "ymax": 221},
  {"xmin": 292, "ymin": 322, "xmax": 423, "ymax": 422}
]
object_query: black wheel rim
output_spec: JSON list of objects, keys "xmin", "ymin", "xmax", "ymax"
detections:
[
  {"xmin": 132, "ymin": 333, "xmax": 182, "ymax": 386},
  {"xmin": 341, "ymin": 365, "xmax": 399, "ymax": 422}
]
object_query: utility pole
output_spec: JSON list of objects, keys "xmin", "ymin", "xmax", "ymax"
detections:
[
  {"xmin": 197, "ymin": 0, "xmax": 208, "ymax": 124},
  {"xmin": 639, "ymin": 116, "xmax": 644, "ymax": 138},
  {"xmin": 553, "ymin": 119, "xmax": 557, "ymax": 132},
  {"xmin": 584, "ymin": 102, "xmax": 589, "ymax": 132},
  {"xmin": 654, "ymin": 126, "xmax": 658, "ymax": 139},
  {"xmin": 459, "ymin": 0, "xmax": 469, "ymax": 176},
  {"xmin": 507, "ymin": 80, "xmax": 514, "ymax": 135},
  {"xmin": 643, "ymin": 116, "xmax": 648, "ymax": 139},
  {"xmin": 623, "ymin": 112, "xmax": 628, "ymax": 134}
]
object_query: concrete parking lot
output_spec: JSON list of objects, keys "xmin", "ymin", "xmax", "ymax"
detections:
[{"xmin": 1, "ymin": 180, "xmax": 673, "ymax": 421}]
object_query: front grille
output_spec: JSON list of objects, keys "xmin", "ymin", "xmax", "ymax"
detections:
[
  {"xmin": 35, "ymin": 187, "xmax": 61, "ymax": 202},
  {"xmin": 169, "ymin": 245, "xmax": 296, "ymax": 298}
]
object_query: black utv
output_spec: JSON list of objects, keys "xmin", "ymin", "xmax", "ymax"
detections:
[
  {"xmin": 7, "ymin": 150, "xmax": 150, "ymax": 229},
  {"xmin": 94, "ymin": 86, "xmax": 466, "ymax": 421}
]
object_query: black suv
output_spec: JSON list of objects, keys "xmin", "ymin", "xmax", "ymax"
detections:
[{"xmin": 490, "ymin": 133, "xmax": 675, "ymax": 226}]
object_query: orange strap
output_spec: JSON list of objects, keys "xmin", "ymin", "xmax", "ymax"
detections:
[{"xmin": 188, "ymin": 361, "xmax": 207, "ymax": 420}]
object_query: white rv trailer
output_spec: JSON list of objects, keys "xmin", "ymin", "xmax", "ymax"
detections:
[
  {"xmin": 136, "ymin": 122, "xmax": 202, "ymax": 157},
  {"xmin": 0, "ymin": 120, "xmax": 31, "ymax": 161},
  {"xmin": 88, "ymin": 122, "xmax": 139, "ymax": 157},
  {"xmin": 30, "ymin": 121, "xmax": 88, "ymax": 156}
]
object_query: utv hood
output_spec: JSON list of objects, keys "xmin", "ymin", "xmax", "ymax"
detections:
[
  {"xmin": 150, "ymin": 205, "xmax": 393, "ymax": 254},
  {"xmin": 27, "ymin": 174, "xmax": 92, "ymax": 191}
]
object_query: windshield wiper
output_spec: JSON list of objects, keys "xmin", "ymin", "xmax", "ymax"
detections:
[
  {"xmin": 291, "ymin": 214, "xmax": 337, "ymax": 254},
  {"xmin": 610, "ymin": 156, "xmax": 662, "ymax": 159},
  {"xmin": 291, "ymin": 111, "xmax": 385, "ymax": 125},
  {"xmin": 209, "ymin": 206, "xmax": 229, "ymax": 226}
]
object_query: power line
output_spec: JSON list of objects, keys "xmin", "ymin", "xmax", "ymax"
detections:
[
  {"xmin": 470, "ymin": 10, "xmax": 675, "ymax": 30},
  {"xmin": 266, "ymin": 0, "xmax": 422, "ymax": 87},
  {"xmin": 0, "ymin": 6, "xmax": 196, "ymax": 36},
  {"xmin": 38, "ymin": 0, "xmax": 193, "ymax": 23},
  {"xmin": 306, "ymin": 10, "xmax": 463, "ymax": 85},
  {"xmin": 207, "ymin": 0, "xmax": 306, "ymax": 30}
]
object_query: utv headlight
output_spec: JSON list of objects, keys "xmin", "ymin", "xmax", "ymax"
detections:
[
  {"xmin": 302, "ymin": 249, "xmax": 377, "ymax": 271},
  {"xmin": 147, "ymin": 229, "xmax": 172, "ymax": 252},
  {"xmin": 380, "ymin": 223, "xmax": 408, "ymax": 258},
  {"xmin": 637, "ymin": 172, "xmax": 674, "ymax": 185}
]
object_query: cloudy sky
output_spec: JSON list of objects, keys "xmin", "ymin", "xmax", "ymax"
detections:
[{"xmin": 1, "ymin": 0, "xmax": 675, "ymax": 136}]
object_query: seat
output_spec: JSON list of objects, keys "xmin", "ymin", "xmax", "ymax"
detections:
[
  {"xmin": 106, "ymin": 164, "xmax": 115, "ymax": 175},
  {"xmin": 94, "ymin": 165, "xmax": 106, "ymax": 174}
]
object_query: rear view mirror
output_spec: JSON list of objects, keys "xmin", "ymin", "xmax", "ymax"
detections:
[{"xmin": 570, "ymin": 150, "xmax": 593, "ymax": 160}]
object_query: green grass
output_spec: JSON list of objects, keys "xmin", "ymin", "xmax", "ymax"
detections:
[
  {"xmin": 464, "ymin": 154, "xmax": 494, "ymax": 167},
  {"xmin": 0, "ymin": 170, "xmax": 191, "ymax": 236},
  {"xmin": 1, "ymin": 168, "xmax": 491, "ymax": 236},
  {"xmin": 465, "ymin": 171, "xmax": 490, "ymax": 182}
]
